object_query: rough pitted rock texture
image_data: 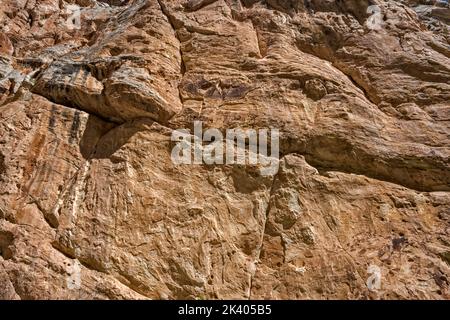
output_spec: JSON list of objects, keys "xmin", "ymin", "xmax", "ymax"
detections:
[{"xmin": 0, "ymin": 0, "xmax": 449, "ymax": 299}]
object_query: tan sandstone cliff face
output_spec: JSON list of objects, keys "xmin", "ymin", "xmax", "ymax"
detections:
[{"xmin": 0, "ymin": 0, "xmax": 449, "ymax": 300}]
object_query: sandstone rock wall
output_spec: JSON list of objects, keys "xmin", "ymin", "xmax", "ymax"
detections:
[{"xmin": 0, "ymin": 0, "xmax": 449, "ymax": 299}]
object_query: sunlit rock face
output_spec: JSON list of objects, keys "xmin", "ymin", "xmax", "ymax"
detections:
[{"xmin": 0, "ymin": 0, "xmax": 449, "ymax": 299}]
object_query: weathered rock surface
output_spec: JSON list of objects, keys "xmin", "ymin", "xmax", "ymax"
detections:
[{"xmin": 0, "ymin": 0, "xmax": 449, "ymax": 299}]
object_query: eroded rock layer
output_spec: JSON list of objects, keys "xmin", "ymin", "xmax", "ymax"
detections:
[{"xmin": 0, "ymin": 0, "xmax": 449, "ymax": 299}]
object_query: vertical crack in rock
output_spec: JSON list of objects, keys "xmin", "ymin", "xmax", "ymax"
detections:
[
  {"xmin": 248, "ymin": 164, "xmax": 281, "ymax": 299},
  {"xmin": 157, "ymin": 0, "xmax": 186, "ymax": 106},
  {"xmin": 251, "ymin": 20, "xmax": 265, "ymax": 58}
]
